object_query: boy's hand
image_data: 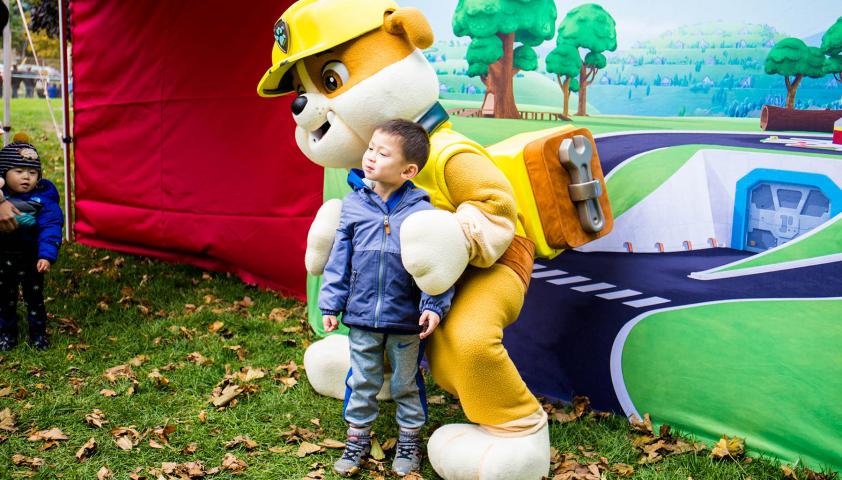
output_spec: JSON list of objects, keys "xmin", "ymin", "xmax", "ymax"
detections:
[
  {"xmin": 36, "ymin": 259, "xmax": 51, "ymax": 273},
  {"xmin": 419, "ymin": 310, "xmax": 441, "ymax": 339},
  {"xmin": 322, "ymin": 315, "xmax": 338, "ymax": 332}
]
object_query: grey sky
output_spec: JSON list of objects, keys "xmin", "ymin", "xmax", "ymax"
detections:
[{"xmin": 399, "ymin": 0, "xmax": 842, "ymax": 49}]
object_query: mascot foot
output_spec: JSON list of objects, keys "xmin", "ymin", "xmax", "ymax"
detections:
[
  {"xmin": 302, "ymin": 334, "xmax": 391, "ymax": 400},
  {"xmin": 427, "ymin": 423, "xmax": 550, "ymax": 480}
]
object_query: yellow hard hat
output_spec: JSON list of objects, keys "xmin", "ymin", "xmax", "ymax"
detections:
[{"xmin": 256, "ymin": 0, "xmax": 398, "ymax": 97}]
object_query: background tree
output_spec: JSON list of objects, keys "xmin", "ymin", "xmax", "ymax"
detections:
[
  {"xmin": 821, "ymin": 16, "xmax": 842, "ymax": 83},
  {"xmin": 556, "ymin": 4, "xmax": 616, "ymax": 116},
  {"xmin": 764, "ymin": 38, "xmax": 826, "ymax": 108},
  {"xmin": 453, "ymin": 0, "xmax": 557, "ymax": 119},
  {"xmin": 545, "ymin": 41, "xmax": 581, "ymax": 119}
]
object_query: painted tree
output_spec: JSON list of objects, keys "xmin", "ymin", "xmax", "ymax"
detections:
[
  {"xmin": 821, "ymin": 16, "xmax": 842, "ymax": 83},
  {"xmin": 453, "ymin": 0, "xmax": 557, "ymax": 119},
  {"xmin": 545, "ymin": 42, "xmax": 581, "ymax": 120},
  {"xmin": 764, "ymin": 38, "xmax": 826, "ymax": 108},
  {"xmin": 556, "ymin": 4, "xmax": 616, "ymax": 116}
]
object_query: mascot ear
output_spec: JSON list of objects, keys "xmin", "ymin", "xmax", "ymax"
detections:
[{"xmin": 383, "ymin": 7, "xmax": 434, "ymax": 49}]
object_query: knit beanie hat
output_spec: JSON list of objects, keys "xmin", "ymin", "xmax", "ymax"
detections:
[{"xmin": 0, "ymin": 132, "xmax": 41, "ymax": 179}]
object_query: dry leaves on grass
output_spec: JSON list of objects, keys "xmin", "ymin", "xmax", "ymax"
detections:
[
  {"xmin": 27, "ymin": 427, "xmax": 69, "ymax": 450},
  {"xmin": 280, "ymin": 424, "xmax": 321, "ymax": 443},
  {"xmin": 100, "ymin": 389, "xmax": 118, "ymax": 397},
  {"xmin": 96, "ymin": 466, "xmax": 112, "ymax": 479},
  {"xmin": 545, "ymin": 396, "xmax": 592, "ymax": 424},
  {"xmin": 221, "ymin": 453, "xmax": 248, "ymax": 472},
  {"xmin": 210, "ymin": 384, "xmax": 243, "ymax": 408},
  {"xmin": 128, "ymin": 355, "xmax": 149, "ymax": 367},
  {"xmin": 782, "ymin": 464, "xmax": 834, "ymax": 480},
  {"xmin": 75, "ymin": 437, "xmax": 97, "ymax": 462},
  {"xmin": 186, "ymin": 352, "xmax": 213, "ymax": 366},
  {"xmin": 297, "ymin": 441, "xmax": 325, "ymax": 457},
  {"xmin": 549, "ymin": 448, "xmax": 633, "ymax": 480},
  {"xmin": 318, "ymin": 438, "xmax": 345, "ymax": 449},
  {"xmin": 0, "ymin": 407, "xmax": 16, "ymax": 432},
  {"xmin": 182, "ymin": 443, "xmax": 199, "ymax": 455},
  {"xmin": 710, "ymin": 435, "xmax": 745, "ymax": 460},
  {"xmin": 11, "ymin": 454, "xmax": 44, "ymax": 470},
  {"xmin": 237, "ymin": 366, "xmax": 267, "ymax": 383},
  {"xmin": 226, "ymin": 435, "xmax": 258, "ymax": 451},
  {"xmin": 85, "ymin": 409, "xmax": 109, "ymax": 428},
  {"xmin": 151, "ymin": 423, "xmax": 177, "ymax": 446},
  {"xmin": 162, "ymin": 461, "xmax": 213, "ymax": 478},
  {"xmin": 103, "ymin": 364, "xmax": 135, "ymax": 382},
  {"xmin": 629, "ymin": 415, "xmax": 706, "ymax": 464},
  {"xmin": 225, "ymin": 345, "xmax": 248, "ymax": 361},
  {"xmin": 111, "ymin": 426, "xmax": 141, "ymax": 451},
  {"xmin": 147, "ymin": 369, "xmax": 171, "ymax": 388}
]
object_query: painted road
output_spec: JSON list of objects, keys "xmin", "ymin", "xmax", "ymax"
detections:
[{"xmin": 503, "ymin": 131, "xmax": 842, "ymax": 412}]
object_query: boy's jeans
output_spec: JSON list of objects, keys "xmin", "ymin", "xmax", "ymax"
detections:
[{"xmin": 343, "ymin": 327, "xmax": 427, "ymax": 429}]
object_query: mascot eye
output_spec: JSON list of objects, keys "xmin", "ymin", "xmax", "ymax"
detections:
[{"xmin": 321, "ymin": 61, "xmax": 349, "ymax": 92}]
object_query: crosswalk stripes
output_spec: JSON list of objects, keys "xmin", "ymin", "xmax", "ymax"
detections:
[
  {"xmin": 547, "ymin": 275, "xmax": 590, "ymax": 285},
  {"xmin": 532, "ymin": 262, "xmax": 672, "ymax": 309}
]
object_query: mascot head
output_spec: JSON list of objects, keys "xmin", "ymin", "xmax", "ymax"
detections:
[{"xmin": 257, "ymin": 0, "xmax": 439, "ymax": 169}]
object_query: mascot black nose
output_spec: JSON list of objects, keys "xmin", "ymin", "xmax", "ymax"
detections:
[{"xmin": 291, "ymin": 95, "xmax": 308, "ymax": 115}]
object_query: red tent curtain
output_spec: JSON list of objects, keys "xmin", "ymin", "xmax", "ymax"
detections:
[{"xmin": 70, "ymin": 0, "xmax": 320, "ymax": 299}]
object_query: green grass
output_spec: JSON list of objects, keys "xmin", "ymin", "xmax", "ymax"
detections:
[{"xmin": 0, "ymin": 98, "xmax": 835, "ymax": 479}]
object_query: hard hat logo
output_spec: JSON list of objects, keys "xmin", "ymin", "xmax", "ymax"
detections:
[{"xmin": 274, "ymin": 19, "xmax": 289, "ymax": 54}]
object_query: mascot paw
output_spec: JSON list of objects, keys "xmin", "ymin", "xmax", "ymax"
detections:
[
  {"xmin": 302, "ymin": 334, "xmax": 391, "ymax": 400},
  {"xmin": 428, "ymin": 423, "xmax": 550, "ymax": 480},
  {"xmin": 305, "ymin": 199, "xmax": 343, "ymax": 275},
  {"xmin": 400, "ymin": 209, "xmax": 469, "ymax": 295}
]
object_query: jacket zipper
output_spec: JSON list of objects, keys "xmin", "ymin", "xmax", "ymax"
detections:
[{"xmin": 373, "ymin": 192, "xmax": 408, "ymax": 328}]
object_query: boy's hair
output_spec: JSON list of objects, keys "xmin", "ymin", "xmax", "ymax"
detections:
[{"xmin": 374, "ymin": 119, "xmax": 430, "ymax": 170}]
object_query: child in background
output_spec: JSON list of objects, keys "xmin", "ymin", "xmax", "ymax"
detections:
[
  {"xmin": 0, "ymin": 134, "xmax": 63, "ymax": 350},
  {"xmin": 319, "ymin": 119, "xmax": 454, "ymax": 477}
]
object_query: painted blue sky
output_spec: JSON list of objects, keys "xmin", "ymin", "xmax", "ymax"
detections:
[{"xmin": 400, "ymin": 0, "xmax": 842, "ymax": 49}]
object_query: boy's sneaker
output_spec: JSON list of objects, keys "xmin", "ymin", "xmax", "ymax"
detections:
[
  {"xmin": 392, "ymin": 429, "xmax": 422, "ymax": 476},
  {"xmin": 30, "ymin": 335, "xmax": 49, "ymax": 350},
  {"xmin": 0, "ymin": 334, "xmax": 17, "ymax": 351},
  {"xmin": 333, "ymin": 428, "xmax": 371, "ymax": 477}
]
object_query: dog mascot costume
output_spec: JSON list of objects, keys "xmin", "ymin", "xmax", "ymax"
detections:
[{"xmin": 257, "ymin": 1, "xmax": 612, "ymax": 478}]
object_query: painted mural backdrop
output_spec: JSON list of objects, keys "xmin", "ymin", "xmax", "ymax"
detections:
[{"xmin": 402, "ymin": 0, "xmax": 842, "ymax": 117}]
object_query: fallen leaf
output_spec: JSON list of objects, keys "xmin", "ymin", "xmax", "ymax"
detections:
[
  {"xmin": 782, "ymin": 465, "xmax": 798, "ymax": 479},
  {"xmin": 27, "ymin": 427, "xmax": 69, "ymax": 442},
  {"xmin": 85, "ymin": 409, "xmax": 109, "ymax": 428},
  {"xmin": 100, "ymin": 389, "xmax": 118, "ymax": 397},
  {"xmin": 226, "ymin": 435, "xmax": 258, "ymax": 450},
  {"xmin": 111, "ymin": 426, "xmax": 141, "ymax": 451},
  {"xmin": 630, "ymin": 413, "xmax": 654, "ymax": 435},
  {"xmin": 147, "ymin": 369, "xmax": 170, "ymax": 388},
  {"xmin": 612, "ymin": 463, "xmax": 635, "ymax": 477},
  {"xmin": 268, "ymin": 307, "xmax": 290, "ymax": 323},
  {"xmin": 318, "ymin": 439, "xmax": 345, "ymax": 449},
  {"xmin": 128, "ymin": 355, "xmax": 149, "ymax": 367},
  {"xmin": 96, "ymin": 466, "xmax": 112, "ymax": 479},
  {"xmin": 221, "ymin": 453, "xmax": 248, "ymax": 471},
  {"xmin": 370, "ymin": 436, "xmax": 385, "ymax": 460},
  {"xmin": 211, "ymin": 384, "xmax": 243, "ymax": 407},
  {"xmin": 75, "ymin": 437, "xmax": 97, "ymax": 461},
  {"xmin": 0, "ymin": 407, "xmax": 16, "ymax": 432},
  {"xmin": 237, "ymin": 366, "xmax": 266, "ymax": 383},
  {"xmin": 428, "ymin": 395, "xmax": 446, "ymax": 405},
  {"xmin": 304, "ymin": 468, "xmax": 326, "ymax": 479},
  {"xmin": 11, "ymin": 454, "xmax": 44, "ymax": 469},
  {"xmin": 710, "ymin": 435, "xmax": 745, "ymax": 460},
  {"xmin": 197, "ymin": 410, "xmax": 207, "ymax": 423},
  {"xmin": 182, "ymin": 443, "xmax": 199, "ymax": 455},
  {"xmin": 297, "ymin": 441, "xmax": 324, "ymax": 457},
  {"xmin": 186, "ymin": 352, "xmax": 213, "ymax": 366},
  {"xmin": 149, "ymin": 439, "xmax": 165, "ymax": 449},
  {"xmin": 103, "ymin": 364, "xmax": 135, "ymax": 382},
  {"xmin": 208, "ymin": 320, "xmax": 225, "ymax": 333},
  {"xmin": 225, "ymin": 345, "xmax": 247, "ymax": 361},
  {"xmin": 309, "ymin": 418, "xmax": 321, "ymax": 427}
]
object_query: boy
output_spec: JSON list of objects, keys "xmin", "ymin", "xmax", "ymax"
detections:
[
  {"xmin": 319, "ymin": 119, "xmax": 454, "ymax": 477},
  {"xmin": 0, "ymin": 136, "xmax": 63, "ymax": 350}
]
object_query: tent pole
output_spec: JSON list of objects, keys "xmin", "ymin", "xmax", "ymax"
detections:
[
  {"xmin": 58, "ymin": 0, "xmax": 72, "ymax": 241},
  {"xmin": 2, "ymin": 0, "xmax": 11, "ymax": 146}
]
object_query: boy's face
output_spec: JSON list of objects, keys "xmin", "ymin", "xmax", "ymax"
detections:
[
  {"xmin": 5, "ymin": 167, "xmax": 39, "ymax": 194},
  {"xmin": 362, "ymin": 130, "xmax": 418, "ymax": 186}
]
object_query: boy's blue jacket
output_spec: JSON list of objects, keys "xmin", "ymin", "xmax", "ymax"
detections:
[
  {"xmin": 319, "ymin": 169, "xmax": 454, "ymax": 333},
  {"xmin": 1, "ymin": 179, "xmax": 64, "ymax": 262}
]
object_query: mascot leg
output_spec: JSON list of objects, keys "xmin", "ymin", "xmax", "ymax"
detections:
[{"xmin": 427, "ymin": 264, "xmax": 550, "ymax": 480}]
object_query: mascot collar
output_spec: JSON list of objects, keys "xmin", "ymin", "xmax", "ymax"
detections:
[{"xmin": 416, "ymin": 102, "xmax": 449, "ymax": 135}]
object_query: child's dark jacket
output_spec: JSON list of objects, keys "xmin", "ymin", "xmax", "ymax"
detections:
[
  {"xmin": 319, "ymin": 169, "xmax": 454, "ymax": 333},
  {"xmin": 1, "ymin": 179, "xmax": 63, "ymax": 262}
]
